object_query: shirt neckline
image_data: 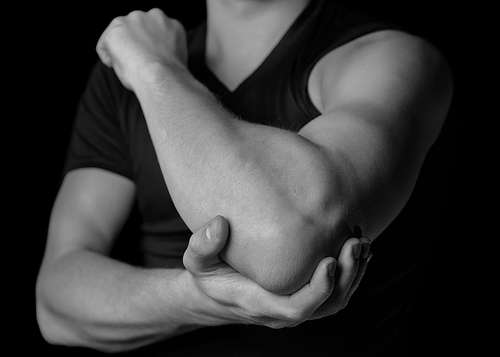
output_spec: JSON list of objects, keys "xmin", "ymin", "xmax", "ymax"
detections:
[{"xmin": 194, "ymin": 0, "xmax": 320, "ymax": 97}]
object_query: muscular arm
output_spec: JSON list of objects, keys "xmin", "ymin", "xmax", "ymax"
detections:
[
  {"xmin": 36, "ymin": 169, "xmax": 208, "ymax": 352},
  {"xmin": 37, "ymin": 169, "xmax": 367, "ymax": 351},
  {"xmin": 125, "ymin": 31, "xmax": 452, "ymax": 294},
  {"xmin": 135, "ymin": 66, "xmax": 341, "ymax": 294},
  {"xmin": 300, "ymin": 30, "xmax": 454, "ymax": 239},
  {"xmin": 96, "ymin": 10, "xmax": 452, "ymax": 295}
]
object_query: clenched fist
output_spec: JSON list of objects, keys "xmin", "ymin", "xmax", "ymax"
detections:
[{"xmin": 96, "ymin": 8, "xmax": 187, "ymax": 89}]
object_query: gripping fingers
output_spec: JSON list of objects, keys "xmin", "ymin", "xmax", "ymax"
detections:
[
  {"xmin": 343, "ymin": 236, "xmax": 371, "ymax": 302},
  {"xmin": 285, "ymin": 257, "xmax": 337, "ymax": 321},
  {"xmin": 336, "ymin": 237, "xmax": 362, "ymax": 293},
  {"xmin": 309, "ymin": 237, "xmax": 368, "ymax": 319},
  {"xmin": 302, "ymin": 256, "xmax": 337, "ymax": 304},
  {"xmin": 335, "ymin": 236, "xmax": 372, "ymax": 304}
]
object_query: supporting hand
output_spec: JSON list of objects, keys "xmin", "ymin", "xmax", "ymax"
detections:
[{"xmin": 183, "ymin": 216, "xmax": 371, "ymax": 329}]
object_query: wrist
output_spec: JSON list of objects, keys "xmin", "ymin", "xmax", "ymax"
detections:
[
  {"xmin": 132, "ymin": 59, "xmax": 189, "ymax": 90},
  {"xmin": 178, "ymin": 269, "xmax": 237, "ymax": 328}
]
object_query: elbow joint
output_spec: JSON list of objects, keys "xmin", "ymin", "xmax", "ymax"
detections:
[{"xmin": 248, "ymin": 210, "xmax": 347, "ymax": 295}]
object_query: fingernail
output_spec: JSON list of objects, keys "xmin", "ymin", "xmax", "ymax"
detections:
[
  {"xmin": 362, "ymin": 242, "xmax": 371, "ymax": 259},
  {"xmin": 367, "ymin": 252, "xmax": 374, "ymax": 263},
  {"xmin": 353, "ymin": 243, "xmax": 362, "ymax": 259},
  {"xmin": 328, "ymin": 260, "xmax": 337, "ymax": 278},
  {"xmin": 206, "ymin": 217, "xmax": 219, "ymax": 240}
]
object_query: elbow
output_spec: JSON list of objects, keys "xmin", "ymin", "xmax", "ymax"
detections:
[
  {"xmin": 221, "ymin": 149, "xmax": 352, "ymax": 295},
  {"xmin": 36, "ymin": 275, "xmax": 103, "ymax": 352},
  {"xmin": 36, "ymin": 288, "xmax": 70, "ymax": 348},
  {"xmin": 245, "ymin": 200, "xmax": 351, "ymax": 295},
  {"xmin": 36, "ymin": 272, "xmax": 56, "ymax": 344},
  {"xmin": 36, "ymin": 276, "xmax": 76, "ymax": 349},
  {"xmin": 36, "ymin": 301, "xmax": 68, "ymax": 348}
]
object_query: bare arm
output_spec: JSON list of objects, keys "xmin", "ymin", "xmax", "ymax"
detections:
[
  {"xmin": 38, "ymin": 10, "xmax": 390, "ymax": 352},
  {"xmin": 134, "ymin": 66, "xmax": 339, "ymax": 294},
  {"xmin": 97, "ymin": 10, "xmax": 352, "ymax": 295},
  {"xmin": 37, "ymin": 169, "xmax": 369, "ymax": 352},
  {"xmin": 97, "ymin": 11, "xmax": 452, "ymax": 295},
  {"xmin": 36, "ymin": 169, "xmax": 205, "ymax": 352},
  {"xmin": 300, "ymin": 30, "xmax": 454, "ymax": 240}
]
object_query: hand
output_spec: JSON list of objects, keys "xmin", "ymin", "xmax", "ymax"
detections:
[
  {"xmin": 310, "ymin": 235, "xmax": 372, "ymax": 320},
  {"xmin": 183, "ymin": 215, "xmax": 372, "ymax": 329},
  {"xmin": 96, "ymin": 8, "xmax": 187, "ymax": 89}
]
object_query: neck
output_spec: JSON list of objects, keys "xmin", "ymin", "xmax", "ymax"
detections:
[{"xmin": 205, "ymin": 0, "xmax": 311, "ymax": 89}]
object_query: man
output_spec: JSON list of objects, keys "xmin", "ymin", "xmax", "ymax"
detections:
[{"xmin": 36, "ymin": 0, "xmax": 453, "ymax": 355}]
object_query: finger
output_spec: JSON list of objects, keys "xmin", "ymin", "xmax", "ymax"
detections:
[
  {"xmin": 287, "ymin": 256, "xmax": 337, "ymax": 317},
  {"xmin": 359, "ymin": 236, "xmax": 371, "ymax": 259},
  {"xmin": 336, "ymin": 237, "xmax": 362, "ymax": 292},
  {"xmin": 343, "ymin": 237, "xmax": 372, "ymax": 303},
  {"xmin": 239, "ymin": 256, "xmax": 336, "ymax": 328},
  {"xmin": 182, "ymin": 215, "xmax": 229, "ymax": 274},
  {"xmin": 309, "ymin": 238, "xmax": 361, "ymax": 319}
]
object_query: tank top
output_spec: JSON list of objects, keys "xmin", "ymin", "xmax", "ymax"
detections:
[{"xmin": 63, "ymin": 0, "xmax": 453, "ymax": 354}]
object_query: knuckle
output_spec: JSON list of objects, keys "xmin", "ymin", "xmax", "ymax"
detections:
[
  {"xmin": 109, "ymin": 16, "xmax": 124, "ymax": 27},
  {"xmin": 127, "ymin": 10, "xmax": 143, "ymax": 17},
  {"xmin": 148, "ymin": 7, "xmax": 164, "ymax": 16}
]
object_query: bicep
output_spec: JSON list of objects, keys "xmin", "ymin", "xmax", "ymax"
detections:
[
  {"xmin": 43, "ymin": 168, "xmax": 136, "ymax": 264},
  {"xmin": 299, "ymin": 31, "xmax": 453, "ymax": 239}
]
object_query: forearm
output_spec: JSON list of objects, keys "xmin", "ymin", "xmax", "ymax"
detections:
[
  {"xmin": 132, "ymin": 63, "xmax": 348, "ymax": 294},
  {"xmin": 36, "ymin": 250, "xmax": 213, "ymax": 352},
  {"xmin": 134, "ymin": 64, "xmax": 306, "ymax": 225}
]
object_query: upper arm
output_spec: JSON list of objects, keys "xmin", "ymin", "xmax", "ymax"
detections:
[
  {"xmin": 42, "ymin": 168, "xmax": 136, "ymax": 265},
  {"xmin": 299, "ymin": 30, "xmax": 453, "ymax": 240}
]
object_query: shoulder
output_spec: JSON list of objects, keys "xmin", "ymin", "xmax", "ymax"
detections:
[{"xmin": 309, "ymin": 30, "xmax": 453, "ymax": 117}]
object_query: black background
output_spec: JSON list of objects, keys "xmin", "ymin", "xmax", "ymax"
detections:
[{"xmin": 10, "ymin": 1, "xmax": 466, "ymax": 355}]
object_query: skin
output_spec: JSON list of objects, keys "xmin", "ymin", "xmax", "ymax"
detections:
[{"xmin": 36, "ymin": 0, "xmax": 452, "ymax": 352}]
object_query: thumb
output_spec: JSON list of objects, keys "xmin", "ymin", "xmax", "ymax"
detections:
[{"xmin": 183, "ymin": 215, "xmax": 229, "ymax": 274}]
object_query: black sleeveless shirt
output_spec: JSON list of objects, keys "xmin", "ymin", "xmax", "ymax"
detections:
[{"xmin": 64, "ymin": 0, "xmax": 452, "ymax": 354}]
